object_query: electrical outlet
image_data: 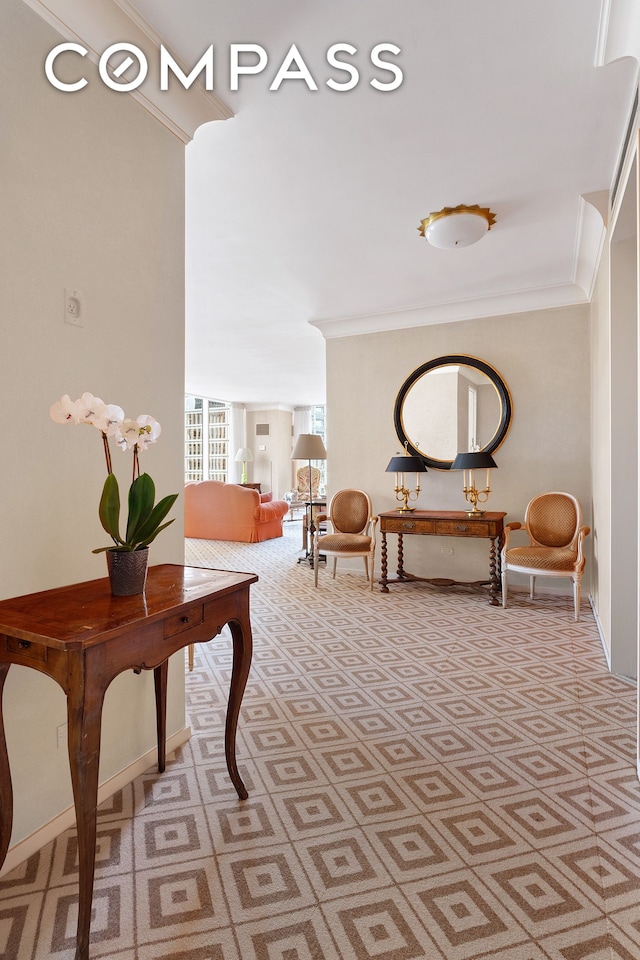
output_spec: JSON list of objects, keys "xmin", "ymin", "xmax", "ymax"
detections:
[
  {"xmin": 57, "ymin": 722, "xmax": 67, "ymax": 749},
  {"xmin": 64, "ymin": 288, "xmax": 83, "ymax": 327},
  {"xmin": 440, "ymin": 547, "xmax": 454, "ymax": 555}
]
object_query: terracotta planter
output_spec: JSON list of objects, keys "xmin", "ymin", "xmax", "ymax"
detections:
[{"xmin": 106, "ymin": 547, "xmax": 149, "ymax": 596}]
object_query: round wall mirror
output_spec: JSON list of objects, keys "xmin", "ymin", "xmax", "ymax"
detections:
[{"xmin": 394, "ymin": 355, "xmax": 512, "ymax": 470}]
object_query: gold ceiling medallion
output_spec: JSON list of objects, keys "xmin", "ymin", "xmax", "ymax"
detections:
[{"xmin": 418, "ymin": 204, "xmax": 497, "ymax": 249}]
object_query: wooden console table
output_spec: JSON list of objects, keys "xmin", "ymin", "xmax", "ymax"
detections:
[
  {"xmin": 0, "ymin": 564, "xmax": 257, "ymax": 960},
  {"xmin": 379, "ymin": 510, "xmax": 506, "ymax": 605}
]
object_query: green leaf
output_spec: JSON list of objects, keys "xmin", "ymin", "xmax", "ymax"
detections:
[
  {"xmin": 92, "ymin": 544, "xmax": 132, "ymax": 553},
  {"xmin": 126, "ymin": 473, "xmax": 155, "ymax": 542},
  {"xmin": 98, "ymin": 473, "xmax": 122, "ymax": 544},
  {"xmin": 132, "ymin": 493, "xmax": 178, "ymax": 546},
  {"xmin": 136, "ymin": 517, "xmax": 176, "ymax": 548}
]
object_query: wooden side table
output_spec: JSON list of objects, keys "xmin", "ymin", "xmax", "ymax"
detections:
[
  {"xmin": 238, "ymin": 482, "xmax": 262, "ymax": 492},
  {"xmin": 0, "ymin": 564, "xmax": 257, "ymax": 960},
  {"xmin": 378, "ymin": 510, "xmax": 505, "ymax": 605},
  {"xmin": 299, "ymin": 500, "xmax": 327, "ymax": 563}
]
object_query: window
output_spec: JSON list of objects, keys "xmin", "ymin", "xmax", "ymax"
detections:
[
  {"xmin": 185, "ymin": 397, "xmax": 203, "ymax": 482},
  {"xmin": 310, "ymin": 405, "xmax": 327, "ymax": 492},
  {"xmin": 185, "ymin": 396, "xmax": 230, "ymax": 482}
]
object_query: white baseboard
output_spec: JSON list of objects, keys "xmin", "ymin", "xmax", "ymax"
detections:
[
  {"xmin": 0, "ymin": 725, "xmax": 192, "ymax": 877},
  {"xmin": 588, "ymin": 592, "xmax": 611, "ymax": 670}
]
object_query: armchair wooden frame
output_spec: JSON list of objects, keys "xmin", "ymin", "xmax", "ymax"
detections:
[{"xmin": 501, "ymin": 491, "xmax": 590, "ymax": 620}]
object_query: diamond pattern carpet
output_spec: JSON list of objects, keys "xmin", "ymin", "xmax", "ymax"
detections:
[{"xmin": 1, "ymin": 522, "xmax": 639, "ymax": 959}]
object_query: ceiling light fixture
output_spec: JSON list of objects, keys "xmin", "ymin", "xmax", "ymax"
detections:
[{"xmin": 418, "ymin": 204, "xmax": 496, "ymax": 249}]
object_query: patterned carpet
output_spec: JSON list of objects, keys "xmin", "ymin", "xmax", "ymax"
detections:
[{"xmin": 1, "ymin": 522, "xmax": 640, "ymax": 960}]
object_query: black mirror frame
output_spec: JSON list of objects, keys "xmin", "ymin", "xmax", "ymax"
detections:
[{"xmin": 394, "ymin": 354, "xmax": 513, "ymax": 471}]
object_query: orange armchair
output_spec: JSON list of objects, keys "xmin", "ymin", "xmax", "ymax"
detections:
[{"xmin": 184, "ymin": 481, "xmax": 289, "ymax": 542}]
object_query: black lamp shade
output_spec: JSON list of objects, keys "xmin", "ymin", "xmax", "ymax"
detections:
[
  {"xmin": 386, "ymin": 455, "xmax": 427, "ymax": 473},
  {"xmin": 451, "ymin": 451, "xmax": 497, "ymax": 470}
]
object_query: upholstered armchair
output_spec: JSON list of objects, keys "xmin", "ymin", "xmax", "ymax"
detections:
[
  {"xmin": 296, "ymin": 465, "xmax": 321, "ymax": 500},
  {"xmin": 313, "ymin": 489, "xmax": 378, "ymax": 589},
  {"xmin": 501, "ymin": 491, "xmax": 590, "ymax": 620}
]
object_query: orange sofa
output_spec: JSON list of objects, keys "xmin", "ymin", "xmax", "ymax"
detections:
[{"xmin": 184, "ymin": 481, "xmax": 289, "ymax": 543}]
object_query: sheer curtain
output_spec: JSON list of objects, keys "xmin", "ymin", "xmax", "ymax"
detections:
[
  {"xmin": 292, "ymin": 406, "xmax": 314, "ymax": 493},
  {"xmin": 293, "ymin": 406, "xmax": 312, "ymax": 441},
  {"xmin": 229, "ymin": 404, "xmax": 246, "ymax": 483}
]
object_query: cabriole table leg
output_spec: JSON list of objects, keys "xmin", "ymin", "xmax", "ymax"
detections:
[
  {"xmin": 154, "ymin": 661, "xmax": 168, "ymax": 774},
  {"xmin": 0, "ymin": 665, "xmax": 13, "ymax": 870},
  {"xmin": 226, "ymin": 617, "xmax": 253, "ymax": 800},
  {"xmin": 67, "ymin": 661, "xmax": 106, "ymax": 960}
]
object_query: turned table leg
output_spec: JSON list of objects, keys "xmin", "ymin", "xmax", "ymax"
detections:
[
  {"xmin": 380, "ymin": 532, "xmax": 389, "ymax": 591},
  {"xmin": 488, "ymin": 536, "xmax": 500, "ymax": 606},
  {"xmin": 397, "ymin": 533, "xmax": 405, "ymax": 578}
]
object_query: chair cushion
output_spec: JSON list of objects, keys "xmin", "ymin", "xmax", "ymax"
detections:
[
  {"xmin": 505, "ymin": 545, "xmax": 579, "ymax": 571},
  {"xmin": 318, "ymin": 533, "xmax": 371, "ymax": 552}
]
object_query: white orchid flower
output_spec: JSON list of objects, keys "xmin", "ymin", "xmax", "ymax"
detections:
[
  {"xmin": 50, "ymin": 393, "xmax": 80, "ymax": 424},
  {"xmin": 75, "ymin": 392, "xmax": 110, "ymax": 427},
  {"xmin": 90, "ymin": 403, "xmax": 125, "ymax": 436},
  {"xmin": 115, "ymin": 416, "xmax": 161, "ymax": 452},
  {"xmin": 115, "ymin": 418, "xmax": 142, "ymax": 451},
  {"xmin": 135, "ymin": 415, "xmax": 161, "ymax": 451},
  {"xmin": 50, "ymin": 392, "xmax": 115, "ymax": 429}
]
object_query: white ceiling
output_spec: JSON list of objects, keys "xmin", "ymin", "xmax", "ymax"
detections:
[{"xmin": 127, "ymin": 0, "xmax": 638, "ymax": 408}]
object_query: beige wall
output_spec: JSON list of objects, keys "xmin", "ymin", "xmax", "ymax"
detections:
[
  {"xmin": 590, "ymin": 146, "xmax": 639, "ymax": 682},
  {"xmin": 326, "ymin": 305, "xmax": 592, "ymax": 587},
  {"xmin": 0, "ymin": 0, "xmax": 186, "ymax": 845},
  {"xmin": 590, "ymin": 243, "xmax": 613, "ymax": 656},
  {"xmin": 246, "ymin": 408, "xmax": 294, "ymax": 498}
]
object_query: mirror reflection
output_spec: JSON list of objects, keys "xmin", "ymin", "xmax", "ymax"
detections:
[{"xmin": 394, "ymin": 355, "xmax": 512, "ymax": 470}]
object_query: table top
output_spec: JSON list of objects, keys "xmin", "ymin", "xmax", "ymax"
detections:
[
  {"xmin": 0, "ymin": 564, "xmax": 258, "ymax": 650},
  {"xmin": 379, "ymin": 510, "xmax": 506, "ymax": 521}
]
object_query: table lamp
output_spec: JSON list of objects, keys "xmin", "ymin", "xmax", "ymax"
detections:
[
  {"xmin": 451, "ymin": 450, "xmax": 497, "ymax": 515},
  {"xmin": 385, "ymin": 444, "xmax": 427, "ymax": 512},
  {"xmin": 234, "ymin": 447, "xmax": 253, "ymax": 484}
]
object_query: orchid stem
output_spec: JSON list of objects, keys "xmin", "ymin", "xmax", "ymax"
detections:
[{"xmin": 101, "ymin": 432, "xmax": 113, "ymax": 475}]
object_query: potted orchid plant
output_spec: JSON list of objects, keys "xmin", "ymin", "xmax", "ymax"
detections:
[{"xmin": 50, "ymin": 392, "xmax": 178, "ymax": 593}]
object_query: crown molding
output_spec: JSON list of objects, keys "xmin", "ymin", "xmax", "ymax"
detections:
[
  {"xmin": 245, "ymin": 403, "xmax": 295, "ymax": 413},
  {"xmin": 574, "ymin": 192, "xmax": 608, "ymax": 301},
  {"xmin": 596, "ymin": 0, "xmax": 640, "ymax": 70},
  {"xmin": 310, "ymin": 283, "xmax": 588, "ymax": 340},
  {"xmin": 21, "ymin": 0, "xmax": 233, "ymax": 142}
]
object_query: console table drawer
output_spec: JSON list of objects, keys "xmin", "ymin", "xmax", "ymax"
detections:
[
  {"xmin": 435, "ymin": 520, "xmax": 491, "ymax": 538},
  {"xmin": 383, "ymin": 517, "xmax": 436, "ymax": 535},
  {"xmin": 5, "ymin": 636, "xmax": 48, "ymax": 662},
  {"xmin": 164, "ymin": 605, "xmax": 204, "ymax": 638}
]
